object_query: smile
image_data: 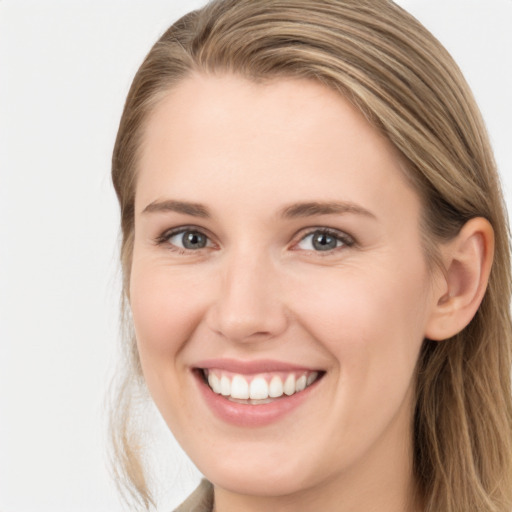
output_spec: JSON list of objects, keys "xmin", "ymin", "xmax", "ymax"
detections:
[
  {"xmin": 202, "ymin": 369, "xmax": 321, "ymax": 403},
  {"xmin": 194, "ymin": 361, "xmax": 325, "ymax": 427}
]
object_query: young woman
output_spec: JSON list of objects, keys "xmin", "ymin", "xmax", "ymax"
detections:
[{"xmin": 110, "ymin": 1, "xmax": 512, "ymax": 510}]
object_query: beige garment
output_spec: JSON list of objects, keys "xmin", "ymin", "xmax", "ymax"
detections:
[{"xmin": 174, "ymin": 479, "xmax": 214, "ymax": 512}]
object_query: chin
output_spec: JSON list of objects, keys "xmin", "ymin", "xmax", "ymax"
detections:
[{"xmin": 204, "ymin": 464, "xmax": 315, "ymax": 498}]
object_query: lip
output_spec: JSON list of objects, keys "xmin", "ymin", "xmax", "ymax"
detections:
[
  {"xmin": 193, "ymin": 360, "xmax": 324, "ymax": 427},
  {"xmin": 195, "ymin": 358, "xmax": 318, "ymax": 374}
]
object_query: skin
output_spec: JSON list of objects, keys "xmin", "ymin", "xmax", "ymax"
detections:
[{"xmin": 129, "ymin": 74, "xmax": 446, "ymax": 511}]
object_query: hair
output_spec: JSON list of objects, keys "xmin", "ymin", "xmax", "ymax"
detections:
[{"xmin": 110, "ymin": 0, "xmax": 512, "ymax": 510}]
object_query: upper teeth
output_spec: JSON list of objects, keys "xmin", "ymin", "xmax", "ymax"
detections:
[{"xmin": 204, "ymin": 370, "xmax": 319, "ymax": 400}]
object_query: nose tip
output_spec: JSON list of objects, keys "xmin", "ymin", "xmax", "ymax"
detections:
[
  {"xmin": 208, "ymin": 292, "xmax": 288, "ymax": 344},
  {"xmin": 206, "ymin": 258, "xmax": 288, "ymax": 344}
]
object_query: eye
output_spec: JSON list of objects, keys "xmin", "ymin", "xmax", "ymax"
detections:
[
  {"xmin": 158, "ymin": 228, "xmax": 213, "ymax": 251},
  {"xmin": 295, "ymin": 228, "xmax": 353, "ymax": 252}
]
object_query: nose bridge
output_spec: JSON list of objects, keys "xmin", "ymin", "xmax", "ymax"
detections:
[{"xmin": 207, "ymin": 245, "xmax": 288, "ymax": 343}]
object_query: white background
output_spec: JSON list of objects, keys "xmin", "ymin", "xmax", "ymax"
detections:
[{"xmin": 0, "ymin": 1, "xmax": 511, "ymax": 511}]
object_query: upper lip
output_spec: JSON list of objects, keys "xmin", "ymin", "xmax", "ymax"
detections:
[{"xmin": 195, "ymin": 358, "xmax": 322, "ymax": 374}]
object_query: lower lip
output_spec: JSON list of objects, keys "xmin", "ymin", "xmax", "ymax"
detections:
[{"xmin": 194, "ymin": 370, "xmax": 322, "ymax": 427}]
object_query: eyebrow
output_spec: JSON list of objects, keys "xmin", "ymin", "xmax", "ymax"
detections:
[
  {"xmin": 280, "ymin": 201, "xmax": 376, "ymax": 220},
  {"xmin": 141, "ymin": 199, "xmax": 375, "ymax": 220},
  {"xmin": 142, "ymin": 199, "xmax": 210, "ymax": 217}
]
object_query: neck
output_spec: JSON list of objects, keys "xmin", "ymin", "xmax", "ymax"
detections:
[{"xmin": 213, "ymin": 472, "xmax": 422, "ymax": 512}]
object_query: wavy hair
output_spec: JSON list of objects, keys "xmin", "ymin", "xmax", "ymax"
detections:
[{"xmin": 110, "ymin": 1, "xmax": 512, "ymax": 510}]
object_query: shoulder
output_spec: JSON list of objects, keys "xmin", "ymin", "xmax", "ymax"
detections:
[{"xmin": 174, "ymin": 479, "xmax": 214, "ymax": 512}]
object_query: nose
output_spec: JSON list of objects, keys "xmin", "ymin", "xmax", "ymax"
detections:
[{"xmin": 206, "ymin": 250, "xmax": 289, "ymax": 344}]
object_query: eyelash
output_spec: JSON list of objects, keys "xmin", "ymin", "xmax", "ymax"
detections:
[
  {"xmin": 293, "ymin": 228, "xmax": 355, "ymax": 255},
  {"xmin": 155, "ymin": 226, "xmax": 214, "ymax": 255},
  {"xmin": 154, "ymin": 226, "xmax": 355, "ymax": 255}
]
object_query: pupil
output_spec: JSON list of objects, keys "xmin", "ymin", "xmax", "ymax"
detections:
[
  {"xmin": 312, "ymin": 232, "xmax": 337, "ymax": 251},
  {"xmin": 183, "ymin": 231, "xmax": 206, "ymax": 249}
]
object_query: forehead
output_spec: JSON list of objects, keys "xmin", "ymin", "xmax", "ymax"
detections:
[{"xmin": 136, "ymin": 73, "xmax": 419, "ymax": 223}]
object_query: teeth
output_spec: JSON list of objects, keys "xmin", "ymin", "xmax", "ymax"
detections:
[
  {"xmin": 268, "ymin": 375, "xmax": 284, "ymax": 398},
  {"xmin": 250, "ymin": 377, "xmax": 269, "ymax": 400},
  {"xmin": 220, "ymin": 375, "xmax": 231, "ymax": 396},
  {"xmin": 283, "ymin": 374, "xmax": 295, "ymax": 396},
  {"xmin": 295, "ymin": 375, "xmax": 307, "ymax": 392},
  {"xmin": 204, "ymin": 369, "xmax": 320, "ymax": 401},
  {"xmin": 208, "ymin": 372, "xmax": 221, "ymax": 394},
  {"xmin": 231, "ymin": 375, "xmax": 249, "ymax": 399},
  {"xmin": 307, "ymin": 372, "xmax": 318, "ymax": 386}
]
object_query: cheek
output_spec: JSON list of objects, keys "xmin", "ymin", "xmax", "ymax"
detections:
[
  {"xmin": 290, "ymin": 262, "xmax": 430, "ymax": 376},
  {"xmin": 129, "ymin": 264, "xmax": 212, "ymax": 428},
  {"xmin": 288, "ymin": 263, "xmax": 430, "ymax": 447},
  {"xmin": 129, "ymin": 264, "xmax": 207, "ymax": 361}
]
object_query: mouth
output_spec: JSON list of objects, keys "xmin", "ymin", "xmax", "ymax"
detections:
[
  {"xmin": 193, "ymin": 359, "xmax": 326, "ymax": 426},
  {"xmin": 197, "ymin": 367, "xmax": 324, "ymax": 405}
]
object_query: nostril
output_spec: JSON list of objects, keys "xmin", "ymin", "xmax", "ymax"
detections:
[{"xmin": 207, "ymin": 312, "xmax": 286, "ymax": 344}]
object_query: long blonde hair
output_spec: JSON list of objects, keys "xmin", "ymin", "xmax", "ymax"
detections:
[{"xmin": 110, "ymin": 0, "xmax": 512, "ymax": 510}]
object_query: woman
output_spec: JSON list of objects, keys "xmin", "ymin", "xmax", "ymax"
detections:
[{"xmin": 110, "ymin": 0, "xmax": 512, "ymax": 510}]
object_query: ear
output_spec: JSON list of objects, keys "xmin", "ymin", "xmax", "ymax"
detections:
[{"xmin": 425, "ymin": 217, "xmax": 494, "ymax": 341}]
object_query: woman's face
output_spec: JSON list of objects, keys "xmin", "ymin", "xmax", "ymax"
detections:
[{"xmin": 130, "ymin": 74, "xmax": 439, "ymax": 503}]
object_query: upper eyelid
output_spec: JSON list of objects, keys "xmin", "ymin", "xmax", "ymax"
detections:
[
  {"xmin": 292, "ymin": 226, "xmax": 355, "ymax": 244},
  {"xmin": 156, "ymin": 225, "xmax": 216, "ymax": 246},
  {"xmin": 163, "ymin": 226, "xmax": 206, "ymax": 237}
]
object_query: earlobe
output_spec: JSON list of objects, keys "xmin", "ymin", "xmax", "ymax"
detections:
[{"xmin": 425, "ymin": 217, "xmax": 494, "ymax": 341}]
